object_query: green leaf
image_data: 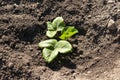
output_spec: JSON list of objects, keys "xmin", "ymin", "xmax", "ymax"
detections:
[
  {"xmin": 55, "ymin": 40, "xmax": 72, "ymax": 53},
  {"xmin": 59, "ymin": 26, "xmax": 78, "ymax": 40},
  {"xmin": 47, "ymin": 22, "xmax": 55, "ymax": 31},
  {"xmin": 46, "ymin": 31, "xmax": 57, "ymax": 38},
  {"xmin": 38, "ymin": 39, "xmax": 57, "ymax": 48},
  {"xmin": 42, "ymin": 48, "xmax": 59, "ymax": 63},
  {"xmin": 42, "ymin": 48, "xmax": 52, "ymax": 61},
  {"xmin": 52, "ymin": 17, "xmax": 65, "ymax": 31},
  {"xmin": 46, "ymin": 17, "xmax": 65, "ymax": 38},
  {"xmin": 42, "ymin": 40, "xmax": 72, "ymax": 62}
]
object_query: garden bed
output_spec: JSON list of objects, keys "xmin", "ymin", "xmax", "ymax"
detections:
[{"xmin": 0, "ymin": 0, "xmax": 120, "ymax": 80}]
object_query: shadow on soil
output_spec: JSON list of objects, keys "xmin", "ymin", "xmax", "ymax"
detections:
[
  {"xmin": 45, "ymin": 47, "xmax": 83, "ymax": 71},
  {"xmin": 46, "ymin": 54, "xmax": 77, "ymax": 71}
]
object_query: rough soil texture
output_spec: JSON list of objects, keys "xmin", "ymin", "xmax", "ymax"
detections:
[{"xmin": 0, "ymin": 0, "xmax": 120, "ymax": 80}]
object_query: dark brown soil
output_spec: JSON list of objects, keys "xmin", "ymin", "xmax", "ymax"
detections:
[{"xmin": 0, "ymin": 0, "xmax": 120, "ymax": 80}]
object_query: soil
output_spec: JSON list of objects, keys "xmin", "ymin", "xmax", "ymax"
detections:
[{"xmin": 0, "ymin": 0, "xmax": 120, "ymax": 80}]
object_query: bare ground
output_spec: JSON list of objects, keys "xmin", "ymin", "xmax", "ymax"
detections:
[{"xmin": 0, "ymin": 0, "xmax": 120, "ymax": 80}]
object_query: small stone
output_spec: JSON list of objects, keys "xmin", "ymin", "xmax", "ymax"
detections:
[
  {"xmin": 117, "ymin": 25, "xmax": 120, "ymax": 31},
  {"xmin": 77, "ymin": 66, "xmax": 85, "ymax": 70},
  {"xmin": 2, "ymin": 65, "xmax": 7, "ymax": 69},
  {"xmin": 18, "ymin": 56, "xmax": 22, "ymax": 59},
  {"xmin": 116, "ymin": 20, "xmax": 120, "ymax": 31},
  {"xmin": 0, "ymin": 54, "xmax": 2, "ymax": 59},
  {"xmin": 4, "ymin": 46, "xmax": 11, "ymax": 50},
  {"xmin": 36, "ymin": 51, "xmax": 40, "ymax": 56},
  {"xmin": 36, "ymin": 9, "xmax": 39, "ymax": 13},
  {"xmin": 2, "ymin": 35, "xmax": 9, "ymax": 42},
  {"xmin": 0, "ymin": 39, "xmax": 3, "ymax": 44},
  {"xmin": 2, "ymin": 35, "xmax": 6, "ymax": 39},
  {"xmin": 107, "ymin": 19, "xmax": 116, "ymax": 30},
  {"xmin": 107, "ymin": 0, "xmax": 115, "ymax": 3},
  {"xmin": 30, "ymin": 47, "xmax": 33, "ymax": 51},
  {"xmin": 73, "ymin": 44, "xmax": 77, "ymax": 48},
  {"xmin": 87, "ymin": 71, "xmax": 92, "ymax": 74},
  {"xmin": 2, "ymin": 59, "xmax": 6, "ymax": 62},
  {"xmin": 8, "ymin": 62, "xmax": 14, "ymax": 68},
  {"xmin": 88, "ymin": 15, "xmax": 92, "ymax": 18},
  {"xmin": 13, "ymin": 3, "xmax": 18, "ymax": 7}
]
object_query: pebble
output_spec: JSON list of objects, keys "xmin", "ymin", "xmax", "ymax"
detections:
[
  {"xmin": 107, "ymin": 19, "xmax": 116, "ymax": 30},
  {"xmin": 18, "ymin": 55, "xmax": 22, "ymax": 59},
  {"xmin": 4, "ymin": 46, "xmax": 11, "ymax": 50},
  {"xmin": 0, "ymin": 39, "xmax": 3, "ymax": 44},
  {"xmin": 36, "ymin": 51, "xmax": 40, "ymax": 56},
  {"xmin": 2, "ymin": 35, "xmax": 6, "ymax": 39},
  {"xmin": 107, "ymin": 0, "xmax": 115, "ymax": 3},
  {"xmin": 2, "ymin": 59, "xmax": 6, "ymax": 62},
  {"xmin": 117, "ymin": 25, "xmax": 120, "ymax": 31},
  {"xmin": 2, "ymin": 65, "xmax": 7, "ymax": 69},
  {"xmin": 30, "ymin": 47, "xmax": 33, "ymax": 51},
  {"xmin": 13, "ymin": 3, "xmax": 18, "ymax": 7},
  {"xmin": 86, "ymin": 71, "xmax": 92, "ymax": 74},
  {"xmin": 116, "ymin": 20, "xmax": 120, "ymax": 31},
  {"xmin": 0, "ymin": 54, "xmax": 2, "ymax": 59},
  {"xmin": 88, "ymin": 15, "xmax": 92, "ymax": 19},
  {"xmin": 73, "ymin": 44, "xmax": 77, "ymax": 48},
  {"xmin": 8, "ymin": 62, "xmax": 14, "ymax": 68}
]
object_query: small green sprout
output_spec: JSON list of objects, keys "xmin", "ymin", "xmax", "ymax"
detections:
[
  {"xmin": 38, "ymin": 17, "xmax": 78, "ymax": 63},
  {"xmin": 46, "ymin": 17, "xmax": 65, "ymax": 38},
  {"xmin": 39, "ymin": 39, "xmax": 72, "ymax": 63},
  {"xmin": 59, "ymin": 26, "xmax": 78, "ymax": 40}
]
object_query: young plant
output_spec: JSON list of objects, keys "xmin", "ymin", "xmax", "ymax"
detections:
[
  {"xmin": 46, "ymin": 17, "xmax": 65, "ymax": 38},
  {"xmin": 59, "ymin": 26, "xmax": 78, "ymax": 40},
  {"xmin": 38, "ymin": 17, "xmax": 78, "ymax": 63},
  {"xmin": 38, "ymin": 39, "xmax": 72, "ymax": 63}
]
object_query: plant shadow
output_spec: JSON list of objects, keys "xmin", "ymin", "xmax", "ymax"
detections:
[
  {"xmin": 45, "ymin": 38, "xmax": 83, "ymax": 71},
  {"xmin": 46, "ymin": 53, "xmax": 76, "ymax": 71}
]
